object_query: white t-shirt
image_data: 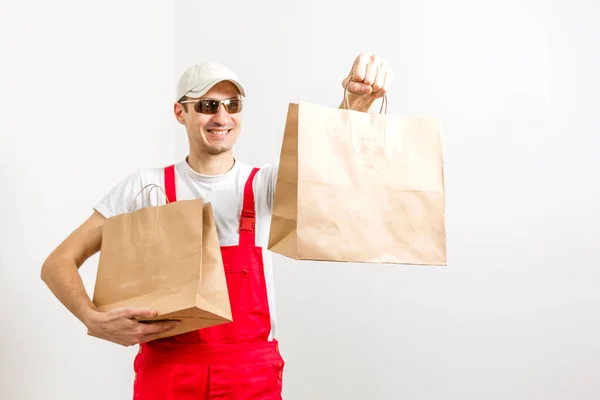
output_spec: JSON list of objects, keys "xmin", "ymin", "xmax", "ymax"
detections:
[{"xmin": 93, "ymin": 158, "xmax": 280, "ymax": 340}]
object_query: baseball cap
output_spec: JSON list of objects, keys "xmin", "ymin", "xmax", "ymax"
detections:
[{"xmin": 176, "ymin": 62, "xmax": 246, "ymax": 102}]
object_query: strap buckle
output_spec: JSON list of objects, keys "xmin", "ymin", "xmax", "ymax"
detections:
[{"xmin": 239, "ymin": 210, "xmax": 255, "ymax": 232}]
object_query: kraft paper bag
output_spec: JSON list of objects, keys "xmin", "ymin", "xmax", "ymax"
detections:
[
  {"xmin": 90, "ymin": 185, "xmax": 232, "ymax": 341},
  {"xmin": 268, "ymin": 97, "xmax": 446, "ymax": 266}
]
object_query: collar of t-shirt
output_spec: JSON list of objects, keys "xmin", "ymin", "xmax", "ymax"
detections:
[{"xmin": 180, "ymin": 157, "xmax": 240, "ymax": 185}]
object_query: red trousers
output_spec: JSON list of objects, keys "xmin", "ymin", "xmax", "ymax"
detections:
[
  {"xmin": 133, "ymin": 340, "xmax": 284, "ymax": 399},
  {"xmin": 132, "ymin": 165, "xmax": 284, "ymax": 399}
]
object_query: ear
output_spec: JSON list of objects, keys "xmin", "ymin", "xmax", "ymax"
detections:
[{"xmin": 173, "ymin": 102, "xmax": 187, "ymax": 125}]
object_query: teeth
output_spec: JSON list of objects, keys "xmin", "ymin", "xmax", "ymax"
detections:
[{"xmin": 208, "ymin": 129, "xmax": 229, "ymax": 135}]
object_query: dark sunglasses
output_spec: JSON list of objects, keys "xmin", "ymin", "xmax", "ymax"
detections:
[{"xmin": 179, "ymin": 98, "xmax": 243, "ymax": 114}]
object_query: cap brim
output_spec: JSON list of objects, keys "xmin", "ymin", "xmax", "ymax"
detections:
[{"xmin": 185, "ymin": 79, "xmax": 246, "ymax": 99}]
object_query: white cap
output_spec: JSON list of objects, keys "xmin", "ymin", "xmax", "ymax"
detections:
[{"xmin": 176, "ymin": 62, "xmax": 246, "ymax": 102}]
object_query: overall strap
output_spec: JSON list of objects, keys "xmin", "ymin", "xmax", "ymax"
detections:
[
  {"xmin": 164, "ymin": 164, "xmax": 177, "ymax": 202},
  {"xmin": 239, "ymin": 168, "xmax": 260, "ymax": 246}
]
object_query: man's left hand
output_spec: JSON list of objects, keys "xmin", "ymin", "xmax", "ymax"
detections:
[{"xmin": 340, "ymin": 53, "xmax": 393, "ymax": 112}]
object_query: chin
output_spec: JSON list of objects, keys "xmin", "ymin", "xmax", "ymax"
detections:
[{"xmin": 205, "ymin": 145, "xmax": 233, "ymax": 155}]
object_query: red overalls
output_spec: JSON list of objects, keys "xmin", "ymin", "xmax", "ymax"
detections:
[{"xmin": 132, "ymin": 165, "xmax": 285, "ymax": 399}]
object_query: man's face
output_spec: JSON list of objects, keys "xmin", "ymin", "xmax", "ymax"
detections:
[{"xmin": 174, "ymin": 81, "xmax": 242, "ymax": 155}]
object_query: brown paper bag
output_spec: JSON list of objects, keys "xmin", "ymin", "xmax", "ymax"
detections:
[
  {"xmin": 90, "ymin": 186, "xmax": 232, "ymax": 341},
  {"xmin": 268, "ymin": 98, "xmax": 446, "ymax": 266}
]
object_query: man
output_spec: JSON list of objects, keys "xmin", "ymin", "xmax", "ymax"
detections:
[{"xmin": 41, "ymin": 53, "xmax": 393, "ymax": 399}]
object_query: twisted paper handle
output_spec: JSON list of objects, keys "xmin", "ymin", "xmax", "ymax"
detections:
[
  {"xmin": 342, "ymin": 77, "xmax": 388, "ymax": 114},
  {"xmin": 129, "ymin": 183, "xmax": 170, "ymax": 213},
  {"xmin": 342, "ymin": 76, "xmax": 389, "ymax": 156}
]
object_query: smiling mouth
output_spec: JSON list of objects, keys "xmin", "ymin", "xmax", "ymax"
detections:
[{"xmin": 207, "ymin": 128, "xmax": 232, "ymax": 137}]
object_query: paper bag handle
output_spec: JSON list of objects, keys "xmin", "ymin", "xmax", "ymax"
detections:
[
  {"xmin": 342, "ymin": 77, "xmax": 389, "ymax": 156},
  {"xmin": 342, "ymin": 78, "xmax": 388, "ymax": 114},
  {"xmin": 129, "ymin": 183, "xmax": 170, "ymax": 213}
]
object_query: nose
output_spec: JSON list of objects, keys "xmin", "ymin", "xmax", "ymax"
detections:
[{"xmin": 211, "ymin": 103, "xmax": 230, "ymax": 125}]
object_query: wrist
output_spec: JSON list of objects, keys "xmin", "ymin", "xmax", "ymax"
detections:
[
  {"xmin": 340, "ymin": 93, "xmax": 376, "ymax": 113},
  {"xmin": 81, "ymin": 305, "xmax": 101, "ymax": 328}
]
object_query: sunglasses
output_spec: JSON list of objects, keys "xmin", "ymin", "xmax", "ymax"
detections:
[{"xmin": 179, "ymin": 98, "xmax": 243, "ymax": 114}]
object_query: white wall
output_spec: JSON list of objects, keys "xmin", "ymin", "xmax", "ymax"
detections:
[
  {"xmin": 1, "ymin": 0, "xmax": 599, "ymax": 399},
  {"xmin": 0, "ymin": 1, "xmax": 175, "ymax": 399},
  {"xmin": 175, "ymin": 0, "xmax": 600, "ymax": 399}
]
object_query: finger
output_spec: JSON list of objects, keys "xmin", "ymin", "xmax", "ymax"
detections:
[
  {"xmin": 137, "ymin": 321, "xmax": 181, "ymax": 343},
  {"xmin": 342, "ymin": 76, "xmax": 371, "ymax": 98},
  {"xmin": 350, "ymin": 53, "xmax": 369, "ymax": 82},
  {"xmin": 347, "ymin": 81, "xmax": 372, "ymax": 96},
  {"xmin": 382, "ymin": 69, "xmax": 393, "ymax": 93},
  {"xmin": 116, "ymin": 307, "xmax": 158, "ymax": 319},
  {"xmin": 139, "ymin": 320, "xmax": 180, "ymax": 335},
  {"xmin": 371, "ymin": 72, "xmax": 388, "ymax": 99},
  {"xmin": 371, "ymin": 64, "xmax": 386, "ymax": 93},
  {"xmin": 363, "ymin": 57, "xmax": 381, "ymax": 86}
]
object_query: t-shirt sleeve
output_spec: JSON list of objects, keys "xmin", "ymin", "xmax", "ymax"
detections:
[
  {"xmin": 93, "ymin": 170, "xmax": 145, "ymax": 219},
  {"xmin": 256, "ymin": 162, "xmax": 279, "ymax": 213}
]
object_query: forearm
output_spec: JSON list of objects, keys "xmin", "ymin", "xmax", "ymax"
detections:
[{"xmin": 41, "ymin": 255, "xmax": 97, "ymax": 326}]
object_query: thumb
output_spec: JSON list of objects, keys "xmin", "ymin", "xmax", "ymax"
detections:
[
  {"xmin": 342, "ymin": 75, "xmax": 362, "ymax": 89},
  {"xmin": 346, "ymin": 81, "xmax": 372, "ymax": 96},
  {"xmin": 342, "ymin": 76, "xmax": 351, "ymax": 89}
]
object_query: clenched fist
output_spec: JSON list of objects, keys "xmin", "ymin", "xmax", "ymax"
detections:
[{"xmin": 342, "ymin": 53, "xmax": 393, "ymax": 99}]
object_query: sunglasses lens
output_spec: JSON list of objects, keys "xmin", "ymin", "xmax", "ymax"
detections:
[
  {"xmin": 195, "ymin": 100, "xmax": 220, "ymax": 114},
  {"xmin": 225, "ymin": 99, "xmax": 242, "ymax": 113},
  {"xmin": 193, "ymin": 99, "xmax": 243, "ymax": 114}
]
